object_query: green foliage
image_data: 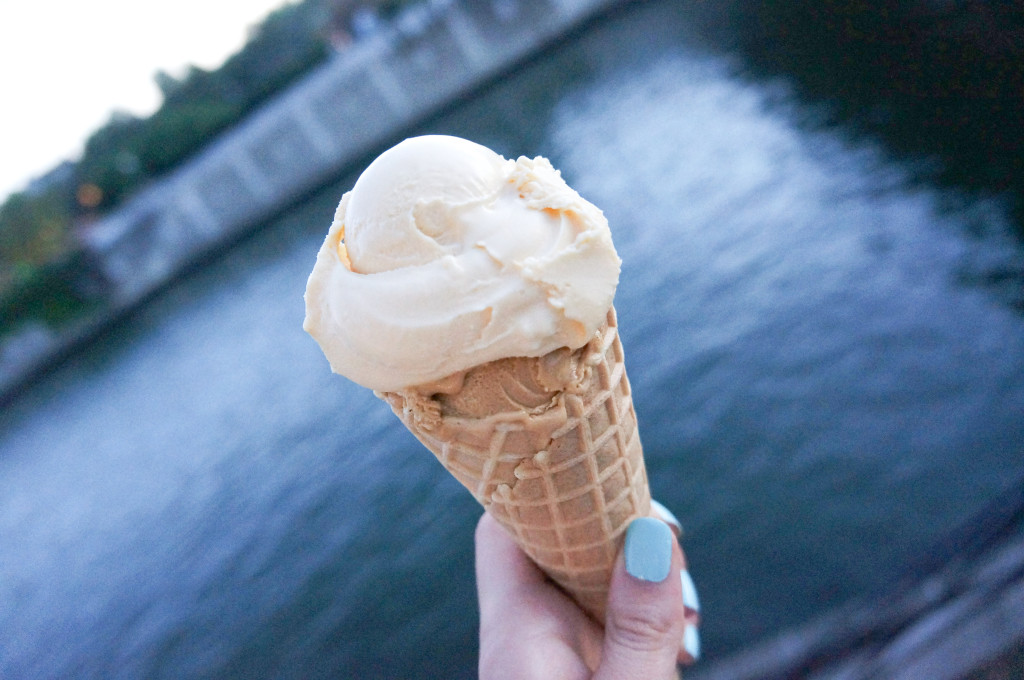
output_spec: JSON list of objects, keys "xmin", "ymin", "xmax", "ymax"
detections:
[
  {"xmin": 0, "ymin": 188, "xmax": 73, "ymax": 269},
  {"xmin": 141, "ymin": 101, "xmax": 241, "ymax": 173},
  {"xmin": 220, "ymin": 1, "xmax": 331, "ymax": 103},
  {"xmin": 0, "ymin": 184, "xmax": 82, "ymax": 336},
  {"xmin": 0, "ymin": 253, "xmax": 95, "ymax": 336},
  {"xmin": 74, "ymin": 0, "xmax": 333, "ymax": 211},
  {"xmin": 0, "ymin": 0, "xmax": 412, "ymax": 336},
  {"xmin": 75, "ymin": 111, "xmax": 146, "ymax": 208}
]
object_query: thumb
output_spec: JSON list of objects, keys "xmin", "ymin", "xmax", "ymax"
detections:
[{"xmin": 594, "ymin": 517, "xmax": 687, "ymax": 680}]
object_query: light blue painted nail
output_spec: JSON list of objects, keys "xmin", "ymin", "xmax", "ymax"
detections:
[
  {"xmin": 624, "ymin": 517, "xmax": 673, "ymax": 582},
  {"xmin": 684, "ymin": 624, "xmax": 701, "ymax": 661},
  {"xmin": 681, "ymin": 569, "xmax": 700, "ymax": 612},
  {"xmin": 650, "ymin": 499, "xmax": 683, "ymax": 536}
]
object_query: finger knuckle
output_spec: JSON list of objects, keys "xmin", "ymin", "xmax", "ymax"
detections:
[{"xmin": 606, "ymin": 601, "xmax": 680, "ymax": 653}]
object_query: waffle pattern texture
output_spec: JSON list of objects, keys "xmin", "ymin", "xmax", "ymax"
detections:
[{"xmin": 379, "ymin": 308, "xmax": 650, "ymax": 621}]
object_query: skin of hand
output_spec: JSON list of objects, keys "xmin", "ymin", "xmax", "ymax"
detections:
[{"xmin": 475, "ymin": 511, "xmax": 691, "ymax": 680}]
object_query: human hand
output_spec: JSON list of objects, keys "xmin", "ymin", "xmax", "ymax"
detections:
[{"xmin": 475, "ymin": 505, "xmax": 700, "ymax": 680}]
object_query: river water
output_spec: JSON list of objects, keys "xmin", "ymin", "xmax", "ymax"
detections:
[{"xmin": 3, "ymin": 2, "xmax": 1024, "ymax": 678}]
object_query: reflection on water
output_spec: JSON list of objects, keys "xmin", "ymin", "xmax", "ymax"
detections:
[
  {"xmin": 2, "ymin": 2, "xmax": 1024, "ymax": 677},
  {"xmin": 548, "ymin": 49, "xmax": 1024, "ymax": 649}
]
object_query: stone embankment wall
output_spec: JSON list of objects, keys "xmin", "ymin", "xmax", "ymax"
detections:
[{"xmin": 0, "ymin": 0, "xmax": 624, "ymax": 400}]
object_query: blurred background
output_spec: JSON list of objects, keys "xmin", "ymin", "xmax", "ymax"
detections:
[{"xmin": 2, "ymin": 0, "xmax": 1023, "ymax": 678}]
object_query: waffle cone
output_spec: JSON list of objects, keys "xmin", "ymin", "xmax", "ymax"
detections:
[{"xmin": 377, "ymin": 307, "xmax": 649, "ymax": 622}]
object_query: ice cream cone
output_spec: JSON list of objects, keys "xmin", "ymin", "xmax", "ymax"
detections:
[{"xmin": 377, "ymin": 306, "xmax": 649, "ymax": 622}]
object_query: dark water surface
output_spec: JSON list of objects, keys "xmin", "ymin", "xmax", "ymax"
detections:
[{"xmin": 3, "ymin": 2, "xmax": 1024, "ymax": 677}]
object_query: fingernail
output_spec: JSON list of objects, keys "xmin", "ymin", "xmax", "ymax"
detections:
[
  {"xmin": 683, "ymin": 623, "xmax": 701, "ymax": 661},
  {"xmin": 624, "ymin": 517, "xmax": 673, "ymax": 582},
  {"xmin": 650, "ymin": 499, "xmax": 683, "ymax": 536},
  {"xmin": 681, "ymin": 569, "xmax": 701, "ymax": 612}
]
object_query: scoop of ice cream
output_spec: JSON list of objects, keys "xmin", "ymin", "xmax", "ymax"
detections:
[{"xmin": 303, "ymin": 135, "xmax": 621, "ymax": 391}]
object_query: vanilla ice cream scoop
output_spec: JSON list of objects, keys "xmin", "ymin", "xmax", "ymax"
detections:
[
  {"xmin": 343, "ymin": 135, "xmax": 507, "ymax": 274},
  {"xmin": 303, "ymin": 135, "xmax": 621, "ymax": 391}
]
